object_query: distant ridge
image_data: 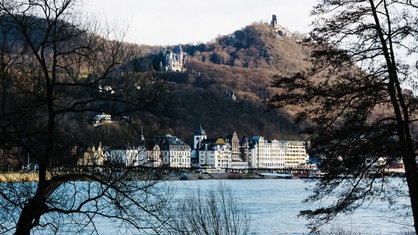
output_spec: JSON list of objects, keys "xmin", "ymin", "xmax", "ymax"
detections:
[
  {"xmin": 132, "ymin": 22, "xmax": 312, "ymax": 145},
  {"xmin": 0, "ymin": 14, "xmax": 311, "ymax": 147}
]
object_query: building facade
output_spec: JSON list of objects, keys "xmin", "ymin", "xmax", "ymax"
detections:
[
  {"xmin": 164, "ymin": 45, "xmax": 184, "ymax": 72},
  {"xmin": 282, "ymin": 141, "xmax": 309, "ymax": 168},
  {"xmin": 248, "ymin": 137, "xmax": 308, "ymax": 169},
  {"xmin": 154, "ymin": 134, "xmax": 191, "ymax": 168},
  {"xmin": 145, "ymin": 144, "xmax": 162, "ymax": 168},
  {"xmin": 77, "ymin": 143, "xmax": 106, "ymax": 167},
  {"xmin": 192, "ymin": 125, "xmax": 207, "ymax": 165},
  {"xmin": 198, "ymin": 138, "xmax": 232, "ymax": 169}
]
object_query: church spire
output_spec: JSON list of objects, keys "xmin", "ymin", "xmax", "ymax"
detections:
[{"xmin": 140, "ymin": 126, "xmax": 145, "ymax": 141}]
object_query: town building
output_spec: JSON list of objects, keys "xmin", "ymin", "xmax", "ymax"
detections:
[
  {"xmin": 123, "ymin": 143, "xmax": 163, "ymax": 168},
  {"xmin": 144, "ymin": 144, "xmax": 162, "ymax": 168},
  {"xmin": 78, "ymin": 134, "xmax": 191, "ymax": 169},
  {"xmin": 248, "ymin": 137, "xmax": 285, "ymax": 169},
  {"xmin": 77, "ymin": 143, "xmax": 106, "ymax": 171},
  {"xmin": 239, "ymin": 136, "xmax": 250, "ymax": 163},
  {"xmin": 225, "ymin": 132, "xmax": 248, "ymax": 170},
  {"xmin": 282, "ymin": 141, "xmax": 309, "ymax": 168},
  {"xmin": 154, "ymin": 134, "xmax": 191, "ymax": 168},
  {"xmin": 198, "ymin": 137, "xmax": 232, "ymax": 170},
  {"xmin": 191, "ymin": 125, "xmax": 207, "ymax": 166},
  {"xmin": 248, "ymin": 137, "xmax": 308, "ymax": 169},
  {"xmin": 136, "ymin": 130, "xmax": 163, "ymax": 168}
]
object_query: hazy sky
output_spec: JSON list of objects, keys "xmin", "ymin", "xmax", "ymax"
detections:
[{"xmin": 83, "ymin": 0, "xmax": 317, "ymax": 46}]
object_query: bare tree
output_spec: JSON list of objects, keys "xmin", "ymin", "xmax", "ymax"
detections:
[
  {"xmin": 168, "ymin": 183, "xmax": 251, "ymax": 235},
  {"xmin": 268, "ymin": 0, "xmax": 418, "ymax": 233},
  {"xmin": 0, "ymin": 0, "xmax": 172, "ymax": 234}
]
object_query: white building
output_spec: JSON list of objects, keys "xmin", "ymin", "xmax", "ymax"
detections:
[
  {"xmin": 192, "ymin": 125, "xmax": 207, "ymax": 165},
  {"xmin": 124, "ymin": 145, "xmax": 156, "ymax": 167},
  {"xmin": 249, "ymin": 137, "xmax": 285, "ymax": 169},
  {"xmin": 125, "ymin": 146, "xmax": 140, "ymax": 167},
  {"xmin": 283, "ymin": 141, "xmax": 309, "ymax": 168},
  {"xmin": 145, "ymin": 144, "xmax": 162, "ymax": 168},
  {"xmin": 154, "ymin": 134, "xmax": 191, "ymax": 168},
  {"xmin": 198, "ymin": 138, "xmax": 232, "ymax": 170},
  {"xmin": 92, "ymin": 112, "xmax": 112, "ymax": 126},
  {"xmin": 193, "ymin": 125, "xmax": 207, "ymax": 151},
  {"xmin": 248, "ymin": 137, "xmax": 307, "ymax": 169},
  {"xmin": 164, "ymin": 45, "xmax": 184, "ymax": 72}
]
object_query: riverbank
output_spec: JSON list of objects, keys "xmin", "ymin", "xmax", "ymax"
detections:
[
  {"xmin": 175, "ymin": 172, "xmax": 267, "ymax": 180},
  {"xmin": 0, "ymin": 172, "xmax": 40, "ymax": 182},
  {"xmin": 0, "ymin": 171, "xmax": 263, "ymax": 182}
]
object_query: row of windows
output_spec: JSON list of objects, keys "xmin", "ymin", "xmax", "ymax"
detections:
[
  {"xmin": 167, "ymin": 151, "xmax": 191, "ymax": 156},
  {"xmin": 262, "ymin": 163, "xmax": 285, "ymax": 167},
  {"xmin": 170, "ymin": 158, "xmax": 190, "ymax": 163}
]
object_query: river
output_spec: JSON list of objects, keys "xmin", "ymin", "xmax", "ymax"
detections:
[
  {"xmin": 169, "ymin": 178, "xmax": 413, "ymax": 234},
  {"xmin": 19, "ymin": 178, "xmax": 414, "ymax": 234}
]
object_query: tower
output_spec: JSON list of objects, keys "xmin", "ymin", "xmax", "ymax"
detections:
[
  {"xmin": 271, "ymin": 14, "xmax": 278, "ymax": 28},
  {"xmin": 175, "ymin": 45, "xmax": 183, "ymax": 63},
  {"xmin": 193, "ymin": 125, "xmax": 207, "ymax": 150}
]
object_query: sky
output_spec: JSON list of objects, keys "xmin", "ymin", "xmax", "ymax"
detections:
[{"xmin": 82, "ymin": 0, "xmax": 317, "ymax": 46}]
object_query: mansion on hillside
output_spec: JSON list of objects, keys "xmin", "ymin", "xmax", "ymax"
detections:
[
  {"xmin": 78, "ymin": 126, "xmax": 309, "ymax": 173},
  {"xmin": 157, "ymin": 45, "xmax": 186, "ymax": 72}
]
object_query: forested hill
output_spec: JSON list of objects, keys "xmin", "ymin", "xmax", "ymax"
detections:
[{"xmin": 136, "ymin": 22, "xmax": 312, "ymax": 145}]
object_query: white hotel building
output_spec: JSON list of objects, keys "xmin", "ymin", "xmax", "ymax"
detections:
[
  {"xmin": 248, "ymin": 137, "xmax": 285, "ymax": 169},
  {"xmin": 247, "ymin": 137, "xmax": 308, "ymax": 169}
]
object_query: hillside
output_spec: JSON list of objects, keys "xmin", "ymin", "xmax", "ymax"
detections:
[
  {"xmin": 0, "ymin": 15, "xmax": 315, "ymax": 169},
  {"xmin": 0, "ymin": 15, "xmax": 311, "ymax": 152},
  {"xmin": 136, "ymin": 23, "xmax": 312, "ymax": 145}
]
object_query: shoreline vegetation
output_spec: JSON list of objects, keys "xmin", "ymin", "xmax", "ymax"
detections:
[{"xmin": 0, "ymin": 172, "xmax": 50, "ymax": 182}]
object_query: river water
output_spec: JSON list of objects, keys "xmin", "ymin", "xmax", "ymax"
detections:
[
  {"xmin": 168, "ymin": 178, "xmax": 413, "ymax": 234},
  {"xmin": 21, "ymin": 178, "xmax": 414, "ymax": 234}
]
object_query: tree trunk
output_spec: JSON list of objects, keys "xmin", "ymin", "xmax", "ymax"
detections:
[
  {"xmin": 15, "ymin": 165, "xmax": 49, "ymax": 234},
  {"xmin": 403, "ymin": 149, "xmax": 418, "ymax": 233},
  {"xmin": 15, "ymin": 196, "xmax": 47, "ymax": 235},
  {"xmin": 368, "ymin": 1, "xmax": 418, "ymax": 232}
]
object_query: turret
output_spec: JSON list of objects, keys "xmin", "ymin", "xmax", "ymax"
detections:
[
  {"xmin": 271, "ymin": 14, "xmax": 277, "ymax": 28},
  {"xmin": 193, "ymin": 125, "xmax": 207, "ymax": 150}
]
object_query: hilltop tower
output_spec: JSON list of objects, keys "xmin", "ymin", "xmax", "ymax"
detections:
[
  {"xmin": 270, "ymin": 14, "xmax": 286, "ymax": 36},
  {"xmin": 271, "ymin": 14, "xmax": 278, "ymax": 28}
]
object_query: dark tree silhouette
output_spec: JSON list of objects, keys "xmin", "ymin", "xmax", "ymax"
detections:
[
  {"xmin": 0, "ymin": 0, "xmax": 171, "ymax": 234},
  {"xmin": 268, "ymin": 0, "xmax": 418, "ymax": 233}
]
